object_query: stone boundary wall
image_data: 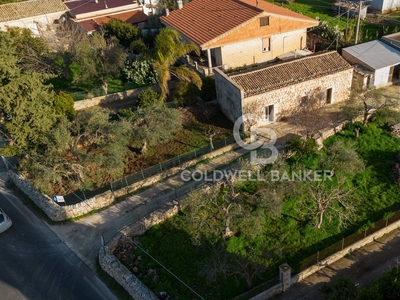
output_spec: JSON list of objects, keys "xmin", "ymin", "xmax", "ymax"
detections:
[
  {"xmin": 99, "ymin": 203, "xmax": 180, "ymax": 300},
  {"xmin": 121, "ymin": 201, "xmax": 180, "ymax": 237},
  {"xmin": 112, "ymin": 140, "xmax": 245, "ymax": 198},
  {"xmin": 8, "ymin": 171, "xmax": 114, "ymax": 221},
  {"xmin": 99, "ymin": 245, "xmax": 159, "ymax": 300},
  {"xmin": 7, "ymin": 138, "xmax": 242, "ymax": 221},
  {"xmin": 249, "ymin": 219, "xmax": 400, "ymax": 300},
  {"xmin": 73, "ymin": 81, "xmax": 176, "ymax": 110}
]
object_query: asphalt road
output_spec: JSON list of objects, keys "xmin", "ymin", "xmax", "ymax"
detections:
[{"xmin": 0, "ymin": 181, "xmax": 118, "ymax": 300}]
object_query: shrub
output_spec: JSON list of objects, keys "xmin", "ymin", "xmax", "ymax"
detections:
[
  {"xmin": 173, "ymin": 81, "xmax": 200, "ymax": 106},
  {"xmin": 103, "ymin": 18, "xmax": 141, "ymax": 48},
  {"xmin": 53, "ymin": 91, "xmax": 76, "ymax": 121},
  {"xmin": 123, "ymin": 54, "xmax": 158, "ymax": 86},
  {"xmin": 136, "ymin": 88, "xmax": 160, "ymax": 108}
]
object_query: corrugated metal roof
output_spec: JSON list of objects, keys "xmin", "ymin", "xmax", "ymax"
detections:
[
  {"xmin": 230, "ymin": 51, "xmax": 352, "ymax": 98},
  {"xmin": 342, "ymin": 40, "xmax": 400, "ymax": 70}
]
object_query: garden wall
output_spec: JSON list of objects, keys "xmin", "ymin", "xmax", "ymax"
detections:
[
  {"xmin": 73, "ymin": 81, "xmax": 176, "ymax": 110},
  {"xmin": 248, "ymin": 219, "xmax": 400, "ymax": 300},
  {"xmin": 8, "ymin": 171, "xmax": 114, "ymax": 221},
  {"xmin": 99, "ymin": 243, "xmax": 159, "ymax": 300}
]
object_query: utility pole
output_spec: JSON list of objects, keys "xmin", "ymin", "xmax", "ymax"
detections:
[
  {"xmin": 346, "ymin": 6, "xmax": 350, "ymax": 38},
  {"xmin": 354, "ymin": 0, "xmax": 362, "ymax": 44}
]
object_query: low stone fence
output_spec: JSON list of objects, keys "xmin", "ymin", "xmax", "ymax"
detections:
[
  {"xmin": 8, "ymin": 171, "xmax": 114, "ymax": 221},
  {"xmin": 247, "ymin": 218, "xmax": 400, "ymax": 300},
  {"xmin": 99, "ymin": 202, "xmax": 180, "ymax": 300},
  {"xmin": 73, "ymin": 81, "xmax": 176, "ymax": 110},
  {"xmin": 99, "ymin": 244, "xmax": 159, "ymax": 300},
  {"xmin": 112, "ymin": 140, "xmax": 244, "ymax": 198}
]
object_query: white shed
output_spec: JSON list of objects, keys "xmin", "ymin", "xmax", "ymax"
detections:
[{"xmin": 342, "ymin": 39, "xmax": 400, "ymax": 88}]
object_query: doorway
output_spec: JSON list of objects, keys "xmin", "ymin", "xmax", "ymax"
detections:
[{"xmin": 265, "ymin": 104, "xmax": 275, "ymax": 122}]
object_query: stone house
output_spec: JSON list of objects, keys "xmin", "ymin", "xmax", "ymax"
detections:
[
  {"xmin": 64, "ymin": 0, "xmax": 147, "ymax": 33},
  {"xmin": 0, "ymin": 0, "xmax": 68, "ymax": 35},
  {"xmin": 159, "ymin": 0, "xmax": 319, "ymax": 74},
  {"xmin": 214, "ymin": 51, "xmax": 353, "ymax": 129},
  {"xmin": 342, "ymin": 32, "xmax": 400, "ymax": 88}
]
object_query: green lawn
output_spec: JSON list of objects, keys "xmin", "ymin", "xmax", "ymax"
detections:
[
  {"xmin": 265, "ymin": 0, "xmax": 399, "ymax": 43},
  {"xmin": 115, "ymin": 121, "xmax": 400, "ymax": 299}
]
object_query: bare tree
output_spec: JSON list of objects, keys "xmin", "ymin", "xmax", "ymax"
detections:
[
  {"xmin": 204, "ymin": 125, "xmax": 221, "ymax": 151},
  {"xmin": 199, "ymin": 244, "xmax": 265, "ymax": 289},
  {"xmin": 242, "ymin": 99, "xmax": 263, "ymax": 131},
  {"xmin": 297, "ymin": 182, "xmax": 356, "ymax": 229},
  {"xmin": 284, "ymin": 87, "xmax": 335, "ymax": 138},
  {"xmin": 342, "ymin": 87, "xmax": 400, "ymax": 126}
]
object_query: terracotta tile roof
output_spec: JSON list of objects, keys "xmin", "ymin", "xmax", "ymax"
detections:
[
  {"xmin": 0, "ymin": 0, "xmax": 68, "ymax": 23},
  {"xmin": 160, "ymin": 0, "xmax": 263, "ymax": 46},
  {"xmin": 65, "ymin": 0, "xmax": 137, "ymax": 15},
  {"xmin": 230, "ymin": 51, "xmax": 352, "ymax": 98},
  {"xmin": 160, "ymin": 0, "xmax": 318, "ymax": 47},
  {"xmin": 240, "ymin": 0, "xmax": 317, "ymax": 22},
  {"xmin": 96, "ymin": 10, "xmax": 147, "ymax": 25},
  {"xmin": 78, "ymin": 10, "xmax": 147, "ymax": 32}
]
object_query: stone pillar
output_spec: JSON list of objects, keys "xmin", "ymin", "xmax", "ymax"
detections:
[
  {"xmin": 279, "ymin": 263, "xmax": 291, "ymax": 291},
  {"xmin": 207, "ymin": 48, "xmax": 212, "ymax": 73}
]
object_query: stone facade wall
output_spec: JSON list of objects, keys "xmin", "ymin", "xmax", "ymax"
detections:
[
  {"xmin": 0, "ymin": 12, "xmax": 64, "ymax": 32},
  {"xmin": 8, "ymin": 170, "xmax": 114, "ymax": 221},
  {"xmin": 214, "ymin": 68, "xmax": 245, "ymax": 125},
  {"xmin": 220, "ymin": 29, "xmax": 307, "ymax": 68},
  {"xmin": 243, "ymin": 69, "xmax": 353, "ymax": 127},
  {"xmin": 99, "ymin": 245, "xmax": 159, "ymax": 300}
]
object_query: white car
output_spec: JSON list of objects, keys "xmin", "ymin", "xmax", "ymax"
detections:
[{"xmin": 0, "ymin": 208, "xmax": 12, "ymax": 233}]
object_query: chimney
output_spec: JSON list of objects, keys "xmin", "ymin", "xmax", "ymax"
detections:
[
  {"xmin": 177, "ymin": 0, "xmax": 183, "ymax": 9},
  {"xmin": 166, "ymin": 8, "xmax": 170, "ymax": 16},
  {"xmin": 256, "ymin": 0, "xmax": 258, "ymax": 7}
]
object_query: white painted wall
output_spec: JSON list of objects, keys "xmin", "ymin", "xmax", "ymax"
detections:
[
  {"xmin": 219, "ymin": 29, "xmax": 306, "ymax": 68},
  {"xmin": 370, "ymin": 0, "xmax": 400, "ymax": 12},
  {"xmin": 373, "ymin": 67, "xmax": 391, "ymax": 87}
]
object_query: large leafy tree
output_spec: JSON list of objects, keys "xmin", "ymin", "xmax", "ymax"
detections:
[
  {"xmin": 104, "ymin": 18, "xmax": 141, "ymax": 48},
  {"xmin": 133, "ymin": 27, "xmax": 202, "ymax": 100},
  {"xmin": 72, "ymin": 33, "xmax": 127, "ymax": 95},
  {"xmin": 131, "ymin": 104, "xmax": 182, "ymax": 153},
  {"xmin": 0, "ymin": 31, "xmax": 57, "ymax": 150}
]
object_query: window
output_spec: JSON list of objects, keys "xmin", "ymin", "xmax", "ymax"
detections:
[
  {"xmin": 326, "ymin": 88, "xmax": 333, "ymax": 104},
  {"xmin": 262, "ymin": 37, "xmax": 270, "ymax": 52},
  {"xmin": 260, "ymin": 16, "xmax": 270, "ymax": 27},
  {"xmin": 300, "ymin": 95, "xmax": 309, "ymax": 106},
  {"xmin": 265, "ymin": 104, "xmax": 275, "ymax": 122}
]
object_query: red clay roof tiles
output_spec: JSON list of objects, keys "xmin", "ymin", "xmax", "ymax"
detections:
[
  {"xmin": 160, "ymin": 0, "xmax": 263, "ymax": 46},
  {"xmin": 160, "ymin": 0, "xmax": 318, "ymax": 47},
  {"xmin": 230, "ymin": 51, "xmax": 352, "ymax": 97}
]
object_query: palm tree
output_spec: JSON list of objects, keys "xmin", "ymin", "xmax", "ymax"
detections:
[{"xmin": 132, "ymin": 27, "xmax": 202, "ymax": 100}]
